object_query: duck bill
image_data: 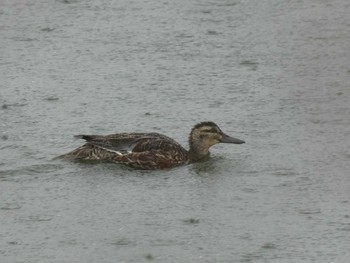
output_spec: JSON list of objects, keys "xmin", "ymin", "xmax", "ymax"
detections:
[{"xmin": 220, "ymin": 133, "xmax": 245, "ymax": 144}]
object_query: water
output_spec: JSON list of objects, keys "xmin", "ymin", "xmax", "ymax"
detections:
[{"xmin": 1, "ymin": 0, "xmax": 350, "ymax": 262}]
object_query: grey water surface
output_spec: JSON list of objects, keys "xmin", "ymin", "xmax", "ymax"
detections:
[{"xmin": 1, "ymin": 0, "xmax": 350, "ymax": 262}]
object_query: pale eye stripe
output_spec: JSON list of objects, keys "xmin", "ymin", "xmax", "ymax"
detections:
[{"xmin": 201, "ymin": 128, "xmax": 218, "ymax": 133}]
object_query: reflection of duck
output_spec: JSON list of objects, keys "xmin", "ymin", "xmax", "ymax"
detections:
[{"xmin": 58, "ymin": 121, "xmax": 245, "ymax": 170}]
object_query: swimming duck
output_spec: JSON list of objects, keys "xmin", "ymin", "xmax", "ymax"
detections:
[{"xmin": 58, "ymin": 121, "xmax": 245, "ymax": 169}]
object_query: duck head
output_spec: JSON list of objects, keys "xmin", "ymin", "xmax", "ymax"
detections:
[{"xmin": 188, "ymin": 121, "xmax": 245, "ymax": 162}]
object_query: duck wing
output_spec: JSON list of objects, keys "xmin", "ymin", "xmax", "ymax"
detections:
[
  {"xmin": 75, "ymin": 132, "xmax": 185, "ymax": 155},
  {"xmin": 113, "ymin": 150, "xmax": 188, "ymax": 169}
]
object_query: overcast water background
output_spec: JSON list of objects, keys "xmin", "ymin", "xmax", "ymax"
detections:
[{"xmin": 1, "ymin": 0, "xmax": 350, "ymax": 262}]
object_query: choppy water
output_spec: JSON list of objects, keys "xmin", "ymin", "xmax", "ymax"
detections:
[{"xmin": 1, "ymin": 0, "xmax": 350, "ymax": 262}]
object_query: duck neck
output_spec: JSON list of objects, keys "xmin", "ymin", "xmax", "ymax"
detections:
[{"xmin": 188, "ymin": 140, "xmax": 210, "ymax": 162}]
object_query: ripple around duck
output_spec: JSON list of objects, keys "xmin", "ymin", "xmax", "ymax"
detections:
[
  {"xmin": 18, "ymin": 215, "xmax": 54, "ymax": 222},
  {"xmin": 108, "ymin": 237, "xmax": 135, "ymax": 246},
  {"xmin": 271, "ymin": 168, "xmax": 299, "ymax": 177},
  {"xmin": 0, "ymin": 163, "xmax": 64, "ymax": 179},
  {"xmin": 298, "ymin": 208, "xmax": 322, "ymax": 215},
  {"xmin": 0, "ymin": 203, "xmax": 22, "ymax": 210}
]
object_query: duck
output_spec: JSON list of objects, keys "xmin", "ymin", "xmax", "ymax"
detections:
[{"xmin": 58, "ymin": 121, "xmax": 245, "ymax": 170}]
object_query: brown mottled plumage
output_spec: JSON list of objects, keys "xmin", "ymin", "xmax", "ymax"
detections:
[{"xmin": 57, "ymin": 121, "xmax": 245, "ymax": 169}]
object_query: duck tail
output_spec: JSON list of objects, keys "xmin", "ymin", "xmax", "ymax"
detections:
[{"xmin": 74, "ymin": 135, "xmax": 93, "ymax": 141}]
